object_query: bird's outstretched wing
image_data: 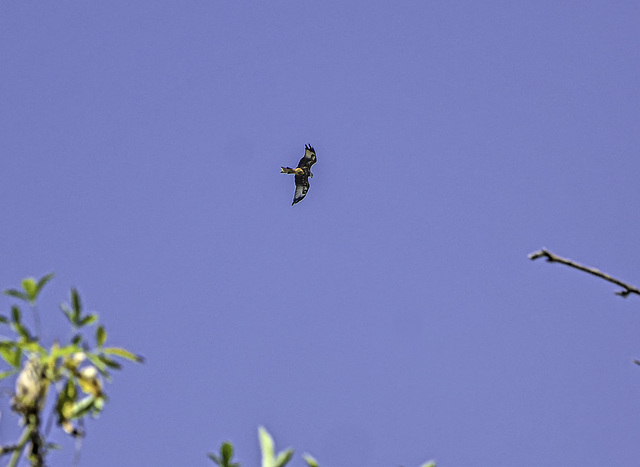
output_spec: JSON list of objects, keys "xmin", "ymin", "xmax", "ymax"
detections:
[
  {"xmin": 292, "ymin": 144, "xmax": 316, "ymax": 205},
  {"xmin": 297, "ymin": 144, "xmax": 317, "ymax": 170},
  {"xmin": 292, "ymin": 173, "xmax": 310, "ymax": 205}
]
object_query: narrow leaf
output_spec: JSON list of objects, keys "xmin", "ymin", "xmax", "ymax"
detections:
[
  {"xmin": 78, "ymin": 314, "xmax": 98, "ymax": 327},
  {"xmin": 86, "ymin": 353, "xmax": 109, "ymax": 374},
  {"xmin": 8, "ymin": 347, "xmax": 22, "ymax": 367},
  {"xmin": 0, "ymin": 343, "xmax": 22, "ymax": 368},
  {"xmin": 3, "ymin": 289, "xmax": 29, "ymax": 301},
  {"xmin": 0, "ymin": 315, "xmax": 9, "ymax": 324},
  {"xmin": 70, "ymin": 395, "xmax": 97, "ymax": 419},
  {"xmin": 20, "ymin": 341, "xmax": 45, "ymax": 355},
  {"xmin": 14, "ymin": 322, "xmax": 34, "ymax": 342},
  {"xmin": 35, "ymin": 273, "xmax": 55, "ymax": 296},
  {"xmin": 259, "ymin": 426, "xmax": 275, "ymax": 467},
  {"xmin": 21, "ymin": 278, "xmax": 37, "ymax": 302},
  {"xmin": 96, "ymin": 326, "xmax": 106, "ymax": 347},
  {"xmin": 11, "ymin": 305, "xmax": 21, "ymax": 324},
  {"xmin": 274, "ymin": 450, "xmax": 293, "ymax": 467},
  {"xmin": 71, "ymin": 288, "xmax": 82, "ymax": 321},
  {"xmin": 303, "ymin": 454, "xmax": 319, "ymax": 467},
  {"xmin": 60, "ymin": 304, "xmax": 75, "ymax": 326},
  {"xmin": 98, "ymin": 354, "xmax": 122, "ymax": 370},
  {"xmin": 103, "ymin": 347, "xmax": 145, "ymax": 363}
]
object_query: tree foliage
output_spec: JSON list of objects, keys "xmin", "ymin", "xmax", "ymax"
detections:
[
  {"xmin": 2, "ymin": 274, "xmax": 436, "ymax": 466},
  {"xmin": 0, "ymin": 274, "xmax": 143, "ymax": 466}
]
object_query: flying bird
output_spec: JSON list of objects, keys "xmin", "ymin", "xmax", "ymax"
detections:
[{"xmin": 281, "ymin": 144, "xmax": 317, "ymax": 205}]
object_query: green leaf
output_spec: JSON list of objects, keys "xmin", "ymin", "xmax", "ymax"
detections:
[
  {"xmin": 0, "ymin": 342, "xmax": 22, "ymax": 368},
  {"xmin": 50, "ymin": 344, "xmax": 81, "ymax": 361},
  {"xmin": 20, "ymin": 341, "xmax": 45, "ymax": 355},
  {"xmin": 14, "ymin": 322, "xmax": 35, "ymax": 342},
  {"xmin": 61, "ymin": 304, "xmax": 75, "ymax": 326},
  {"xmin": 71, "ymin": 333, "xmax": 83, "ymax": 345},
  {"xmin": 69, "ymin": 395, "xmax": 97, "ymax": 419},
  {"xmin": 71, "ymin": 288, "xmax": 82, "ymax": 321},
  {"xmin": 78, "ymin": 314, "xmax": 98, "ymax": 327},
  {"xmin": 96, "ymin": 326, "xmax": 106, "ymax": 347},
  {"xmin": 208, "ymin": 442, "xmax": 240, "ymax": 467},
  {"xmin": 35, "ymin": 273, "xmax": 54, "ymax": 297},
  {"xmin": 21, "ymin": 278, "xmax": 37, "ymax": 302},
  {"xmin": 274, "ymin": 450, "xmax": 293, "ymax": 467},
  {"xmin": 259, "ymin": 427, "xmax": 275, "ymax": 467},
  {"xmin": 0, "ymin": 315, "xmax": 9, "ymax": 324},
  {"xmin": 303, "ymin": 454, "xmax": 319, "ymax": 467},
  {"xmin": 103, "ymin": 347, "xmax": 145, "ymax": 363},
  {"xmin": 86, "ymin": 353, "xmax": 109, "ymax": 374},
  {"xmin": 221, "ymin": 442, "xmax": 234, "ymax": 463},
  {"xmin": 11, "ymin": 305, "xmax": 21, "ymax": 324},
  {"xmin": 420, "ymin": 462, "xmax": 437, "ymax": 467},
  {"xmin": 56, "ymin": 379, "xmax": 77, "ymax": 419},
  {"xmin": 4, "ymin": 289, "xmax": 29, "ymax": 302},
  {"xmin": 97, "ymin": 354, "xmax": 122, "ymax": 370},
  {"xmin": 259, "ymin": 427, "xmax": 292, "ymax": 467}
]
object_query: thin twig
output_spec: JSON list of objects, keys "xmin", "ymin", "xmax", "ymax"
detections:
[
  {"xmin": 528, "ymin": 248, "xmax": 640, "ymax": 298},
  {"xmin": 7, "ymin": 425, "xmax": 33, "ymax": 467},
  {"xmin": 0, "ymin": 443, "xmax": 21, "ymax": 455}
]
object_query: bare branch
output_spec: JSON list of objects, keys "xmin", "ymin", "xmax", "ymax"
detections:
[{"xmin": 528, "ymin": 248, "xmax": 640, "ymax": 298}]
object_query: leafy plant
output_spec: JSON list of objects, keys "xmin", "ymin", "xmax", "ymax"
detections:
[
  {"xmin": 208, "ymin": 441, "xmax": 241, "ymax": 467},
  {"xmin": 258, "ymin": 426, "xmax": 294, "ymax": 467},
  {"xmin": 209, "ymin": 427, "xmax": 436, "ymax": 467},
  {"xmin": 0, "ymin": 274, "xmax": 143, "ymax": 466}
]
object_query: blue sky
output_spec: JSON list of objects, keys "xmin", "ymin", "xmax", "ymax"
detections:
[{"xmin": 1, "ymin": 2, "xmax": 640, "ymax": 466}]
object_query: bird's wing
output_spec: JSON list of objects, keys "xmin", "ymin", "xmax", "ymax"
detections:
[
  {"xmin": 292, "ymin": 172, "xmax": 310, "ymax": 205},
  {"xmin": 297, "ymin": 144, "xmax": 317, "ymax": 169}
]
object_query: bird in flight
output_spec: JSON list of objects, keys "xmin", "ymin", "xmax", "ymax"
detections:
[{"xmin": 281, "ymin": 144, "xmax": 317, "ymax": 205}]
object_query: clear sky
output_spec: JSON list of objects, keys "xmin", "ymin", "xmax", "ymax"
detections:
[{"xmin": 1, "ymin": 2, "xmax": 640, "ymax": 466}]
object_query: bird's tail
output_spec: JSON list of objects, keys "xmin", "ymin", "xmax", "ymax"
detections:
[{"xmin": 281, "ymin": 167, "xmax": 296, "ymax": 174}]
